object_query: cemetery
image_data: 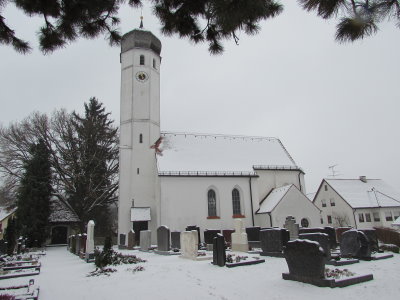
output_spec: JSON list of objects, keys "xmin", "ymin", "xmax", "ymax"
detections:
[{"xmin": 1, "ymin": 218, "xmax": 400, "ymax": 299}]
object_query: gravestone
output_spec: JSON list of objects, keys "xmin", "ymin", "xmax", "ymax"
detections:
[
  {"xmin": 204, "ymin": 229, "xmax": 221, "ymax": 249},
  {"xmin": 70, "ymin": 235, "xmax": 76, "ymax": 253},
  {"xmin": 140, "ymin": 230, "xmax": 152, "ymax": 252},
  {"xmin": 246, "ymin": 227, "xmax": 261, "ymax": 241},
  {"xmin": 336, "ymin": 227, "xmax": 352, "ymax": 243},
  {"xmin": 75, "ymin": 234, "xmax": 81, "ymax": 255},
  {"xmin": 222, "ymin": 229, "xmax": 234, "ymax": 247},
  {"xmin": 171, "ymin": 231, "xmax": 181, "ymax": 249},
  {"xmin": 157, "ymin": 225, "xmax": 170, "ymax": 252},
  {"xmin": 284, "ymin": 239, "xmax": 325, "ymax": 279},
  {"xmin": 119, "ymin": 233, "xmax": 126, "ymax": 249},
  {"xmin": 299, "ymin": 227, "xmax": 338, "ymax": 250},
  {"xmin": 260, "ymin": 228, "xmax": 289, "ymax": 257},
  {"xmin": 85, "ymin": 220, "xmax": 95, "ymax": 262},
  {"xmin": 180, "ymin": 230, "xmax": 198, "ymax": 260},
  {"xmin": 186, "ymin": 225, "xmax": 201, "ymax": 244},
  {"xmin": 212, "ymin": 234, "xmax": 226, "ymax": 267},
  {"xmin": 299, "ymin": 233, "xmax": 331, "ymax": 260},
  {"xmin": 360, "ymin": 229, "xmax": 379, "ymax": 252},
  {"xmin": 80, "ymin": 234, "xmax": 87, "ymax": 256},
  {"xmin": 284, "ymin": 216, "xmax": 299, "ymax": 240},
  {"xmin": 231, "ymin": 219, "xmax": 249, "ymax": 252},
  {"xmin": 340, "ymin": 230, "xmax": 371, "ymax": 260},
  {"xmin": 127, "ymin": 230, "xmax": 135, "ymax": 250}
]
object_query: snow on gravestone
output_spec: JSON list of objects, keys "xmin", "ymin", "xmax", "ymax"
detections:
[
  {"xmin": 85, "ymin": 220, "xmax": 95, "ymax": 262},
  {"xmin": 231, "ymin": 219, "xmax": 249, "ymax": 252},
  {"xmin": 180, "ymin": 231, "xmax": 198, "ymax": 260}
]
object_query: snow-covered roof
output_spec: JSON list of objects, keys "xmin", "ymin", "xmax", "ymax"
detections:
[
  {"xmin": 0, "ymin": 206, "xmax": 16, "ymax": 221},
  {"xmin": 325, "ymin": 178, "xmax": 400, "ymax": 209},
  {"xmin": 393, "ymin": 216, "xmax": 400, "ymax": 226},
  {"xmin": 49, "ymin": 198, "xmax": 80, "ymax": 223},
  {"xmin": 157, "ymin": 132, "xmax": 300, "ymax": 175},
  {"xmin": 257, "ymin": 184, "xmax": 292, "ymax": 213}
]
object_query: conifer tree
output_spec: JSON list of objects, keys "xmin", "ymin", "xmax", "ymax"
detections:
[
  {"xmin": 65, "ymin": 98, "xmax": 118, "ymax": 235},
  {"xmin": 16, "ymin": 139, "xmax": 52, "ymax": 247}
]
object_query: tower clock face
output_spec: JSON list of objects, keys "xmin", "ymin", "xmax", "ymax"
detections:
[{"xmin": 135, "ymin": 71, "xmax": 149, "ymax": 82}]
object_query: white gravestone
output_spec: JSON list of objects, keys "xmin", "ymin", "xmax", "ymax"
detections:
[
  {"xmin": 180, "ymin": 230, "xmax": 198, "ymax": 260},
  {"xmin": 140, "ymin": 230, "xmax": 152, "ymax": 252},
  {"xmin": 231, "ymin": 219, "xmax": 249, "ymax": 252},
  {"xmin": 85, "ymin": 220, "xmax": 95, "ymax": 262}
]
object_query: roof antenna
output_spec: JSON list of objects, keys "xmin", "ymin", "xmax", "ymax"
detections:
[
  {"xmin": 139, "ymin": 8, "xmax": 144, "ymax": 29},
  {"xmin": 328, "ymin": 164, "xmax": 341, "ymax": 178}
]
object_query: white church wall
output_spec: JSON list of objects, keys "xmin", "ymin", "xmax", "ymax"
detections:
[
  {"xmin": 160, "ymin": 176, "xmax": 256, "ymax": 240},
  {"xmin": 255, "ymin": 170, "xmax": 305, "ymax": 202},
  {"xmin": 269, "ymin": 186, "xmax": 321, "ymax": 228}
]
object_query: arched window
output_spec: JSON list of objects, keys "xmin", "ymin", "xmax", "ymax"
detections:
[
  {"xmin": 207, "ymin": 189, "xmax": 217, "ymax": 217},
  {"xmin": 153, "ymin": 58, "xmax": 156, "ymax": 69},
  {"xmin": 301, "ymin": 218, "xmax": 309, "ymax": 228},
  {"xmin": 140, "ymin": 55, "xmax": 145, "ymax": 65},
  {"xmin": 232, "ymin": 188, "xmax": 241, "ymax": 215},
  {"xmin": 139, "ymin": 134, "xmax": 143, "ymax": 143}
]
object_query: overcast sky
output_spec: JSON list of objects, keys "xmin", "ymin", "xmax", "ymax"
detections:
[{"xmin": 1, "ymin": 1, "xmax": 399, "ymax": 195}]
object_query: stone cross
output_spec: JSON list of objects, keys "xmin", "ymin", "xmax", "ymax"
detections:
[
  {"xmin": 140, "ymin": 230, "xmax": 152, "ymax": 252},
  {"xmin": 127, "ymin": 230, "xmax": 135, "ymax": 250},
  {"xmin": 231, "ymin": 219, "xmax": 249, "ymax": 252},
  {"xmin": 180, "ymin": 230, "xmax": 198, "ymax": 259},
  {"xmin": 85, "ymin": 220, "xmax": 95, "ymax": 262},
  {"xmin": 284, "ymin": 216, "xmax": 299, "ymax": 240},
  {"xmin": 157, "ymin": 225, "xmax": 170, "ymax": 252}
]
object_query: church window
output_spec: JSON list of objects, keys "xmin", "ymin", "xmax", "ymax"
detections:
[
  {"xmin": 140, "ymin": 55, "xmax": 145, "ymax": 65},
  {"xmin": 301, "ymin": 218, "xmax": 309, "ymax": 228},
  {"xmin": 207, "ymin": 189, "xmax": 217, "ymax": 217},
  {"xmin": 139, "ymin": 134, "xmax": 143, "ymax": 143},
  {"xmin": 137, "ymin": 168, "xmax": 139, "ymax": 174},
  {"xmin": 232, "ymin": 188, "xmax": 241, "ymax": 215}
]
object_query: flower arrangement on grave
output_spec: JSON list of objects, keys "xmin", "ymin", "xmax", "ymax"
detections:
[{"xmin": 325, "ymin": 268, "xmax": 355, "ymax": 279}]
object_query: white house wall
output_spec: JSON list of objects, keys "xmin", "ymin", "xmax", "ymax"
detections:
[
  {"xmin": 314, "ymin": 181, "xmax": 356, "ymax": 228},
  {"xmin": 255, "ymin": 170, "xmax": 305, "ymax": 201},
  {"xmin": 160, "ymin": 176, "xmax": 258, "ymax": 238},
  {"xmin": 269, "ymin": 187, "xmax": 320, "ymax": 228}
]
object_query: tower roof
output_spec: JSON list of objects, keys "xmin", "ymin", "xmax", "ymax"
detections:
[{"xmin": 121, "ymin": 29, "xmax": 162, "ymax": 55}]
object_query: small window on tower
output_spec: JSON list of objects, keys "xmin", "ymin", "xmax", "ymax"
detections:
[
  {"xmin": 153, "ymin": 58, "xmax": 156, "ymax": 69},
  {"xmin": 139, "ymin": 134, "xmax": 143, "ymax": 143},
  {"xmin": 140, "ymin": 55, "xmax": 145, "ymax": 65},
  {"xmin": 137, "ymin": 168, "xmax": 140, "ymax": 175}
]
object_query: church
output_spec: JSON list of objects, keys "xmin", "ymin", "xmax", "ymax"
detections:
[{"xmin": 117, "ymin": 27, "xmax": 321, "ymax": 244}]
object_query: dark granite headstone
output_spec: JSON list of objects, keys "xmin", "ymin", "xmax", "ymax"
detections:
[
  {"xmin": 75, "ymin": 235, "xmax": 81, "ymax": 255},
  {"xmin": 70, "ymin": 235, "xmax": 76, "ymax": 253},
  {"xmin": 360, "ymin": 229, "xmax": 379, "ymax": 252},
  {"xmin": 299, "ymin": 233, "xmax": 331, "ymax": 260},
  {"xmin": 212, "ymin": 234, "xmax": 226, "ymax": 267},
  {"xmin": 340, "ymin": 230, "xmax": 371, "ymax": 260},
  {"xmin": 186, "ymin": 225, "xmax": 201, "ymax": 244},
  {"xmin": 80, "ymin": 234, "xmax": 87, "ymax": 255},
  {"xmin": 127, "ymin": 230, "xmax": 135, "ymax": 250},
  {"xmin": 222, "ymin": 229, "xmax": 234, "ymax": 247},
  {"xmin": 283, "ymin": 239, "xmax": 325, "ymax": 279},
  {"xmin": 260, "ymin": 228, "xmax": 289, "ymax": 256},
  {"xmin": 119, "ymin": 233, "xmax": 126, "ymax": 247},
  {"xmin": 204, "ymin": 229, "xmax": 221, "ymax": 245},
  {"xmin": 171, "ymin": 231, "xmax": 181, "ymax": 249},
  {"xmin": 157, "ymin": 225, "xmax": 170, "ymax": 252},
  {"xmin": 246, "ymin": 227, "xmax": 261, "ymax": 241},
  {"xmin": 299, "ymin": 227, "xmax": 338, "ymax": 249}
]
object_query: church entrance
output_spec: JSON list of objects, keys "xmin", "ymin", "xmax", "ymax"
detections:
[
  {"xmin": 51, "ymin": 226, "xmax": 68, "ymax": 244},
  {"xmin": 132, "ymin": 221, "xmax": 148, "ymax": 244}
]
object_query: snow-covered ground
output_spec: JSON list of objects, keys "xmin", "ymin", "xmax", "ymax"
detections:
[{"xmin": 1, "ymin": 247, "xmax": 400, "ymax": 300}]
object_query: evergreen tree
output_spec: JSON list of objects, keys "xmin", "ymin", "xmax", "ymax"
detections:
[
  {"xmin": 4, "ymin": 216, "xmax": 17, "ymax": 256},
  {"xmin": 16, "ymin": 139, "xmax": 52, "ymax": 247},
  {"xmin": 65, "ymin": 98, "xmax": 118, "ymax": 235}
]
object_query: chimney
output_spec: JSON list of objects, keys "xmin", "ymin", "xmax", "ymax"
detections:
[{"xmin": 359, "ymin": 176, "xmax": 367, "ymax": 183}]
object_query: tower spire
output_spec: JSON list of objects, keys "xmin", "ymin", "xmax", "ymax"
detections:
[{"xmin": 139, "ymin": 11, "xmax": 143, "ymax": 29}]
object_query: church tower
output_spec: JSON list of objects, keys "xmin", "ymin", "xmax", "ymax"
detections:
[{"xmin": 118, "ymin": 24, "xmax": 162, "ymax": 245}]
